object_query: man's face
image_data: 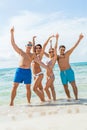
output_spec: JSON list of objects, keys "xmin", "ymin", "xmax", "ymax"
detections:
[
  {"xmin": 35, "ymin": 45, "xmax": 42, "ymax": 54},
  {"xmin": 26, "ymin": 42, "xmax": 32, "ymax": 51},
  {"xmin": 59, "ymin": 47, "xmax": 65, "ymax": 55}
]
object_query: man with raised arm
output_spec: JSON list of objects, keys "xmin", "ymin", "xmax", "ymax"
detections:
[
  {"xmin": 57, "ymin": 34, "xmax": 84, "ymax": 100},
  {"xmin": 10, "ymin": 27, "xmax": 35, "ymax": 106}
]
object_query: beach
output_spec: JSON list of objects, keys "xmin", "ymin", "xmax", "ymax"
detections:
[
  {"xmin": 0, "ymin": 62, "xmax": 87, "ymax": 129},
  {"xmin": 0, "ymin": 0, "xmax": 87, "ymax": 129},
  {"xmin": 0, "ymin": 98, "xmax": 87, "ymax": 130}
]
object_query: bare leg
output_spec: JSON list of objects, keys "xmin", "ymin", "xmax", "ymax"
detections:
[
  {"xmin": 33, "ymin": 74, "xmax": 45, "ymax": 102},
  {"xmin": 70, "ymin": 81, "xmax": 78, "ymax": 100},
  {"xmin": 39, "ymin": 82, "xmax": 45, "ymax": 100},
  {"xmin": 50, "ymin": 84, "xmax": 56, "ymax": 101},
  {"xmin": 26, "ymin": 84, "xmax": 31, "ymax": 103},
  {"xmin": 10, "ymin": 82, "xmax": 19, "ymax": 106},
  {"xmin": 44, "ymin": 78, "xmax": 53, "ymax": 100},
  {"xmin": 63, "ymin": 84, "xmax": 71, "ymax": 99}
]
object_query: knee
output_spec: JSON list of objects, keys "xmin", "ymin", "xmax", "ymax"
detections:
[
  {"xmin": 40, "ymin": 74, "xmax": 44, "ymax": 79},
  {"xmin": 72, "ymin": 85, "xmax": 77, "ymax": 89},
  {"xmin": 44, "ymin": 87, "xmax": 47, "ymax": 92},
  {"xmin": 27, "ymin": 87, "xmax": 31, "ymax": 91},
  {"xmin": 12, "ymin": 85, "xmax": 18, "ymax": 91},
  {"xmin": 33, "ymin": 86, "xmax": 37, "ymax": 92},
  {"xmin": 39, "ymin": 87, "xmax": 43, "ymax": 91},
  {"xmin": 64, "ymin": 85, "xmax": 68, "ymax": 90},
  {"xmin": 51, "ymin": 87, "xmax": 55, "ymax": 91}
]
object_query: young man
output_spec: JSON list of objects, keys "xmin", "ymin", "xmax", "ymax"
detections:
[
  {"xmin": 32, "ymin": 35, "xmax": 55, "ymax": 102},
  {"xmin": 10, "ymin": 27, "xmax": 35, "ymax": 106},
  {"xmin": 57, "ymin": 34, "xmax": 84, "ymax": 100}
]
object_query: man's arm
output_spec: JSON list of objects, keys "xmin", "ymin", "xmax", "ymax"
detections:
[
  {"xmin": 40, "ymin": 35, "xmax": 55, "ymax": 59},
  {"xmin": 10, "ymin": 27, "xmax": 23, "ymax": 54},
  {"xmin": 66, "ymin": 33, "xmax": 84, "ymax": 56}
]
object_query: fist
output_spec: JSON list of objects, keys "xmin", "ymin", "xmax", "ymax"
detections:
[
  {"xmin": 10, "ymin": 27, "xmax": 14, "ymax": 33},
  {"xmin": 56, "ymin": 33, "xmax": 59, "ymax": 38},
  {"xmin": 79, "ymin": 33, "xmax": 84, "ymax": 39},
  {"xmin": 50, "ymin": 35, "xmax": 55, "ymax": 38},
  {"xmin": 33, "ymin": 36, "xmax": 37, "ymax": 39}
]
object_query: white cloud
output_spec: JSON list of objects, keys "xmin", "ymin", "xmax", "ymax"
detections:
[{"xmin": 0, "ymin": 11, "xmax": 87, "ymax": 68}]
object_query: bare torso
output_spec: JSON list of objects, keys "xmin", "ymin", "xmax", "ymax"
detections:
[
  {"xmin": 32, "ymin": 61, "xmax": 42, "ymax": 74},
  {"xmin": 57, "ymin": 54, "xmax": 71, "ymax": 70},
  {"xmin": 46, "ymin": 59, "xmax": 54, "ymax": 77},
  {"xmin": 19, "ymin": 52, "xmax": 34, "ymax": 69},
  {"xmin": 32, "ymin": 54, "xmax": 42, "ymax": 75}
]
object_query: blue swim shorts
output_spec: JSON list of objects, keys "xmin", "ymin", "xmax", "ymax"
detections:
[
  {"xmin": 60, "ymin": 68, "xmax": 75, "ymax": 85},
  {"xmin": 13, "ymin": 68, "xmax": 32, "ymax": 84}
]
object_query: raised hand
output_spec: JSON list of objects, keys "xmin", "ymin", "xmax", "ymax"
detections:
[
  {"xmin": 33, "ymin": 36, "xmax": 37, "ymax": 39},
  {"xmin": 56, "ymin": 33, "xmax": 59, "ymax": 39},
  {"xmin": 79, "ymin": 33, "xmax": 84, "ymax": 40},
  {"xmin": 10, "ymin": 26, "xmax": 14, "ymax": 33},
  {"xmin": 49, "ymin": 35, "xmax": 55, "ymax": 39}
]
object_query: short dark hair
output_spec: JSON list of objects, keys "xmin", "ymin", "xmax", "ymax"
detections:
[
  {"xmin": 34, "ymin": 44, "xmax": 42, "ymax": 52},
  {"xmin": 35, "ymin": 44, "xmax": 42, "ymax": 48},
  {"xmin": 59, "ymin": 45, "xmax": 66, "ymax": 49}
]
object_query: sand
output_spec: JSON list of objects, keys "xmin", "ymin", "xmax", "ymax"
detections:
[{"xmin": 0, "ymin": 98, "xmax": 87, "ymax": 130}]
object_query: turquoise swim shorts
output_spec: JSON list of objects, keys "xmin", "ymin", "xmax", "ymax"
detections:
[{"xmin": 60, "ymin": 68, "xmax": 75, "ymax": 85}]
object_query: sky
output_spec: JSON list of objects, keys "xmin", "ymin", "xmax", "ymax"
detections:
[{"xmin": 0, "ymin": 0, "xmax": 87, "ymax": 68}]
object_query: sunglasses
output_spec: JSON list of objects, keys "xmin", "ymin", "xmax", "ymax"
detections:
[
  {"xmin": 49, "ymin": 51, "xmax": 54, "ymax": 53},
  {"xmin": 26, "ymin": 44, "xmax": 32, "ymax": 47}
]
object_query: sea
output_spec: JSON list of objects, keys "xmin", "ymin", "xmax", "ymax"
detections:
[{"xmin": 0, "ymin": 62, "xmax": 87, "ymax": 105}]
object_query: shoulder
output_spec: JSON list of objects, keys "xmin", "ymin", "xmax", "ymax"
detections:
[
  {"xmin": 19, "ymin": 49, "xmax": 25, "ymax": 55},
  {"xmin": 65, "ymin": 50, "xmax": 70, "ymax": 56},
  {"xmin": 57, "ymin": 55, "xmax": 60, "ymax": 60}
]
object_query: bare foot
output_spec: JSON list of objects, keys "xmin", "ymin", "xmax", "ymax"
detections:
[
  {"xmin": 67, "ymin": 98, "xmax": 73, "ymax": 102},
  {"xmin": 10, "ymin": 102, "xmax": 14, "ymax": 106}
]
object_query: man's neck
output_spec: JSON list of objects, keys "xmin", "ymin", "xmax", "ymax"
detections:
[{"xmin": 26, "ymin": 51, "xmax": 30, "ymax": 54}]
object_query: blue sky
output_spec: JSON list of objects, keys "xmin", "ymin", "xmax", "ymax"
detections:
[{"xmin": 0, "ymin": 0, "xmax": 87, "ymax": 68}]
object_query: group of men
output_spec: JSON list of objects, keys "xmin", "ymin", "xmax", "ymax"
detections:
[{"xmin": 10, "ymin": 27, "xmax": 84, "ymax": 106}]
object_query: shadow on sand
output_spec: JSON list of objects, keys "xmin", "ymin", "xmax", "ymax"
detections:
[{"xmin": 26, "ymin": 98, "xmax": 87, "ymax": 107}]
